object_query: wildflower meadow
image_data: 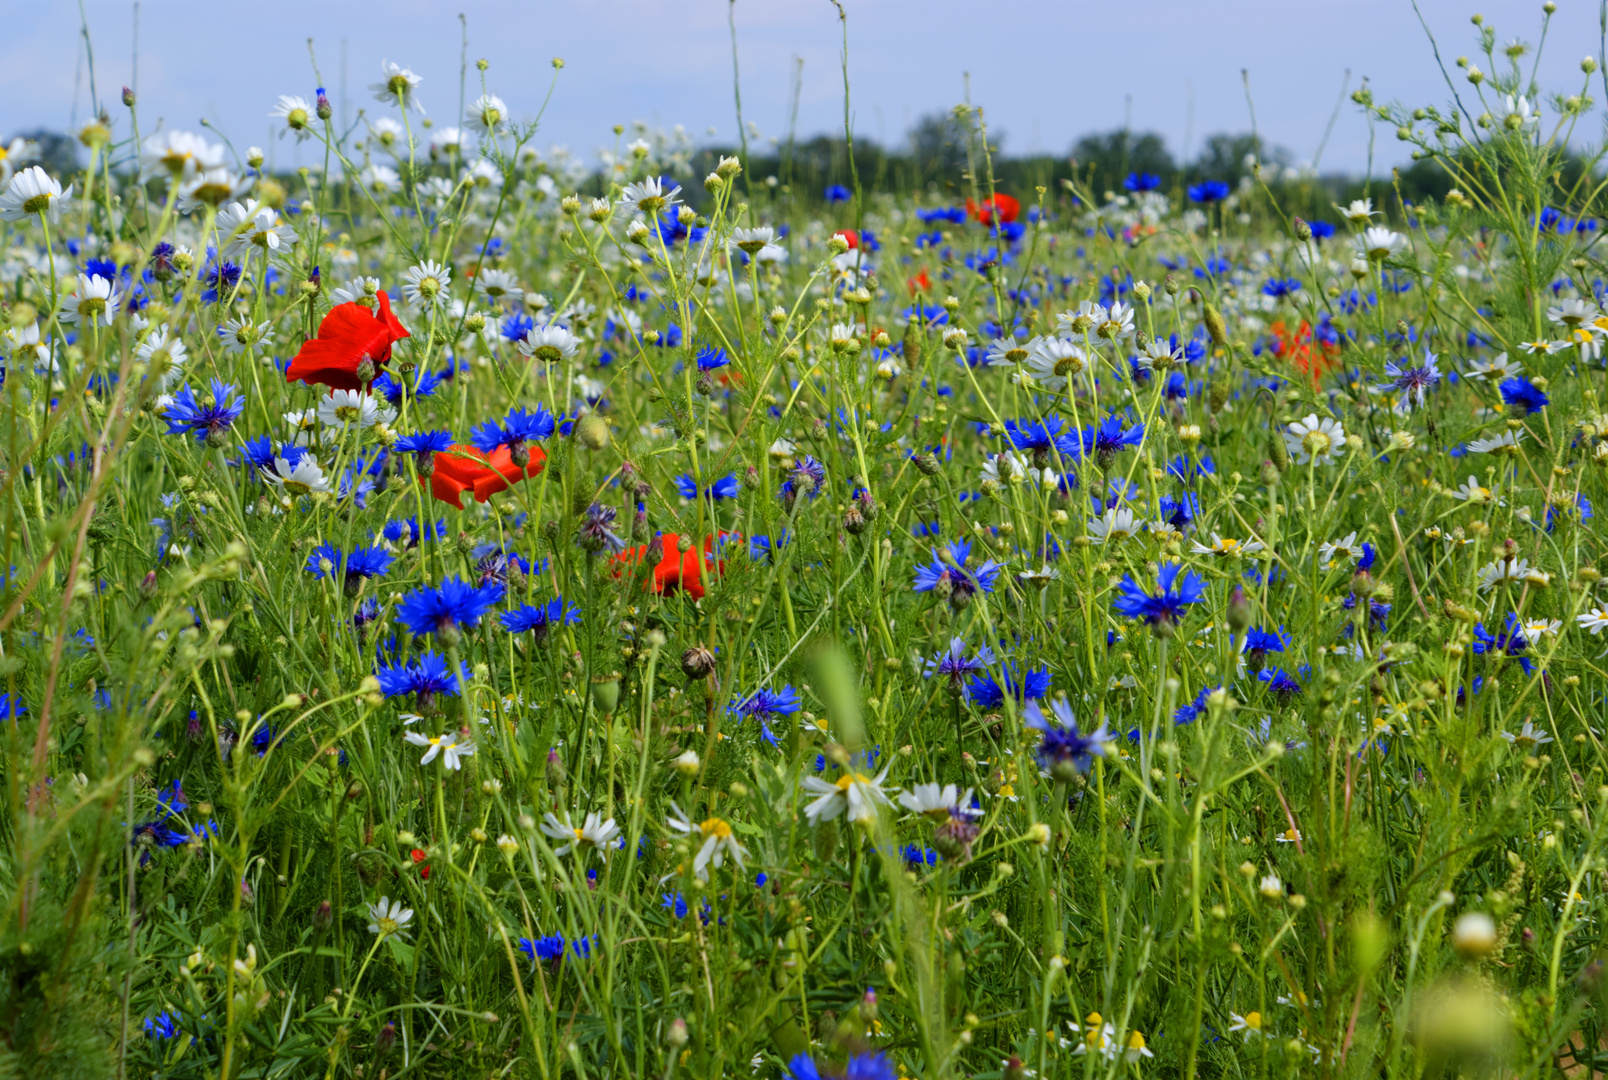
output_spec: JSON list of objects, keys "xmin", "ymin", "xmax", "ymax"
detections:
[{"xmin": 5, "ymin": 5, "xmax": 1608, "ymax": 1078}]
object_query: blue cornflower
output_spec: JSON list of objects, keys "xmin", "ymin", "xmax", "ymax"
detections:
[
  {"xmin": 823, "ymin": 184, "xmax": 852, "ymax": 203},
  {"xmin": 373, "ymin": 366, "xmax": 443, "ymax": 407},
  {"xmin": 661, "ymin": 891, "xmax": 689, "ymax": 919},
  {"xmin": 787, "ymin": 1052, "xmax": 898, "ymax": 1080},
  {"xmin": 306, "ymin": 543, "xmax": 394, "ymax": 587},
  {"xmin": 1112, "ymin": 562, "xmax": 1208, "ymax": 629},
  {"xmin": 901, "ymin": 844, "xmax": 939, "ymax": 869},
  {"xmin": 1188, "ymin": 180, "xmax": 1231, "ymax": 203},
  {"xmin": 695, "ymin": 345, "xmax": 730, "ymax": 371},
  {"xmin": 748, "ymin": 531, "xmax": 792, "ymax": 562},
  {"xmin": 1307, "ymin": 220, "xmax": 1335, "ymax": 239},
  {"xmin": 675, "ymin": 473, "xmax": 740, "ymax": 500},
  {"xmin": 782, "ymin": 455, "xmax": 827, "ymax": 500},
  {"xmin": 1243, "ymin": 625, "xmax": 1289, "ymax": 660},
  {"xmin": 143, "ymin": 1012, "xmax": 180, "ymax": 1040},
  {"xmin": 1262, "ymin": 277, "xmax": 1302, "ymax": 299},
  {"xmin": 473, "ymin": 543, "xmax": 533, "ymax": 587},
  {"xmin": 1472, "ymin": 615, "xmax": 1533, "ymax": 675},
  {"xmin": 470, "ymin": 405, "xmax": 557, "ymax": 453},
  {"xmin": 732, "ymin": 686, "xmax": 802, "ymax": 720},
  {"xmin": 1174, "ymin": 684, "xmax": 1220, "ymax": 725},
  {"xmin": 233, "ymin": 436, "xmax": 305, "ymax": 473},
  {"xmin": 1004, "ymin": 416, "xmax": 1065, "ymax": 454},
  {"xmin": 394, "ymin": 429, "xmax": 455, "ymax": 474},
  {"xmin": 501, "ymin": 597, "xmax": 581, "ymax": 639},
  {"xmin": 912, "ymin": 539, "xmax": 1003, "ymax": 606},
  {"xmin": 1257, "ymin": 667, "xmax": 1303, "ymax": 698},
  {"xmin": 375, "ymin": 651, "xmax": 471, "ymax": 701},
  {"xmin": 1546, "ymin": 492, "xmax": 1593, "ymax": 531},
  {"xmin": 501, "ymin": 311, "xmax": 535, "ymax": 343},
  {"xmin": 383, "ymin": 516, "xmax": 447, "ymax": 547},
  {"xmin": 965, "ymin": 662, "xmax": 1051, "ymax": 708},
  {"xmin": 1074, "ymin": 414, "xmax": 1145, "ymax": 464},
  {"xmin": 1024, "ymin": 696, "xmax": 1111, "ymax": 778},
  {"xmin": 1158, "ymin": 492, "xmax": 1201, "ymax": 533},
  {"xmin": 396, "ymin": 577, "xmax": 504, "ymax": 638},
  {"xmin": 923, "ymin": 637, "xmax": 996, "ymax": 688},
  {"xmin": 1124, "ymin": 172, "xmax": 1162, "ymax": 192},
  {"xmin": 200, "ymin": 258, "xmax": 242, "ymax": 304},
  {"xmin": 1499, "ymin": 376, "xmax": 1549, "ymax": 415},
  {"xmin": 156, "ymin": 779, "xmax": 188, "ymax": 816},
  {"xmin": 1378, "ymin": 352, "xmax": 1442, "ymax": 409},
  {"xmin": 517, "ymin": 934, "xmax": 568, "ymax": 965},
  {"xmin": 1167, "ymin": 454, "xmax": 1215, "ymax": 480},
  {"xmin": 163, "ymin": 379, "xmax": 245, "ymax": 445}
]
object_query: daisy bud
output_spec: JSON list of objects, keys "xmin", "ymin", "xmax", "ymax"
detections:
[
  {"xmin": 1467, "ymin": 65, "xmax": 1484, "ymax": 85},
  {"xmin": 496, "ymin": 834, "xmax": 518, "ymax": 857},
  {"xmin": 588, "ymin": 197, "xmax": 611, "ymax": 221},
  {"xmin": 667, "ymin": 1018, "xmax": 690, "ymax": 1048},
  {"xmin": 1177, "ymin": 423, "xmax": 1201, "ymax": 446},
  {"xmin": 626, "ymin": 220, "xmax": 651, "ymax": 245},
  {"xmin": 246, "ymin": 146, "xmax": 265, "ymax": 170},
  {"xmin": 1453, "ymin": 912, "xmax": 1497, "ymax": 958},
  {"xmin": 673, "ymin": 749, "xmax": 702, "ymax": 775},
  {"xmin": 1259, "ymin": 874, "xmax": 1283, "ymax": 901},
  {"xmin": 1586, "ymin": 57, "xmax": 1600, "ymax": 74},
  {"xmin": 1132, "ymin": 280, "xmax": 1151, "ymax": 300},
  {"xmin": 677, "ymin": 206, "xmax": 696, "ymax": 227},
  {"xmin": 942, "ymin": 328, "xmax": 969, "ymax": 351},
  {"xmin": 704, "ymin": 172, "xmax": 723, "ymax": 194},
  {"xmin": 827, "ymin": 233, "xmax": 851, "ymax": 255},
  {"xmin": 122, "ymin": 86, "xmax": 136, "ymax": 108},
  {"xmin": 560, "ymin": 194, "xmax": 582, "ymax": 216},
  {"xmin": 470, "ymin": 827, "xmax": 488, "ymax": 844}
]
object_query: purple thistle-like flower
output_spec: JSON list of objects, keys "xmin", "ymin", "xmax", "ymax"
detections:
[
  {"xmin": 923, "ymin": 637, "xmax": 996, "ymax": 689},
  {"xmin": 1378, "ymin": 351, "xmax": 1442, "ymax": 409},
  {"xmin": 576, "ymin": 502, "xmax": 626, "ymax": 553},
  {"xmin": 912, "ymin": 539, "xmax": 1002, "ymax": 608},
  {"xmin": 1024, "ymin": 696, "xmax": 1110, "ymax": 779}
]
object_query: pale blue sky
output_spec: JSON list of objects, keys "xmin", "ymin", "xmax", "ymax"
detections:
[{"xmin": 3, "ymin": 0, "xmax": 1600, "ymax": 176}]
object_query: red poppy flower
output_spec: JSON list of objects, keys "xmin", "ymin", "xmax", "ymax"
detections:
[
  {"xmin": 425, "ymin": 444, "xmax": 547, "ymax": 510},
  {"xmin": 965, "ymin": 193, "xmax": 1020, "ymax": 225},
  {"xmin": 285, "ymin": 291, "xmax": 410, "ymax": 391},
  {"xmin": 907, "ymin": 268, "xmax": 933, "ymax": 296},
  {"xmin": 410, "ymin": 848, "xmax": 430, "ymax": 880},
  {"xmin": 1268, "ymin": 319, "xmax": 1339, "ymax": 385},
  {"xmin": 612, "ymin": 532, "xmax": 737, "ymax": 601},
  {"xmin": 833, "ymin": 229, "xmax": 860, "ymax": 250}
]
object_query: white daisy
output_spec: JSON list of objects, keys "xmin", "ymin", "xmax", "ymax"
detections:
[
  {"xmin": 800, "ymin": 767, "xmax": 894, "ymax": 825},
  {"xmin": 465, "ymin": 93, "xmax": 509, "ymax": 136},
  {"xmin": 1577, "ymin": 607, "xmax": 1608, "ymax": 635},
  {"xmin": 518, "ymin": 323, "xmax": 581, "ymax": 363},
  {"xmin": 539, "ymin": 810, "xmax": 622, "ymax": 858},
  {"xmin": 617, "ymin": 176, "xmax": 682, "ymax": 218},
  {"xmin": 360, "ymin": 163, "xmax": 402, "ymax": 195},
  {"xmin": 984, "ymin": 336, "xmax": 1033, "ymax": 367},
  {"xmin": 402, "ymin": 259, "xmax": 452, "ymax": 308},
  {"xmin": 139, "ymin": 130, "xmax": 225, "ymax": 183},
  {"xmin": 665, "ymin": 803, "xmax": 747, "ymax": 880},
  {"xmin": 317, "ymin": 389, "xmax": 395, "ymax": 429},
  {"xmin": 897, "ymin": 782, "xmax": 972, "ymax": 820},
  {"xmin": 177, "ymin": 167, "xmax": 252, "ymax": 213},
  {"xmin": 1467, "ymin": 430, "xmax": 1525, "ymax": 455},
  {"xmin": 4, "ymin": 322, "xmax": 50, "ymax": 368},
  {"xmin": 58, "ymin": 273, "xmax": 120, "ymax": 327},
  {"xmin": 264, "ymin": 455, "xmax": 330, "ymax": 496},
  {"xmin": 1335, "ymin": 198, "xmax": 1378, "ymax": 223},
  {"xmin": 329, "ymin": 276, "xmax": 380, "ymax": 306},
  {"xmin": 218, "ymin": 317, "xmax": 273, "ymax": 356},
  {"xmin": 270, "ymin": 94, "xmax": 315, "ymax": 142},
  {"xmin": 1464, "ymin": 352, "xmax": 1523, "ymax": 381},
  {"xmin": 366, "ymin": 896, "xmax": 414, "ymax": 937},
  {"xmin": 1086, "ymin": 507, "xmax": 1142, "ymax": 543},
  {"xmin": 1453, "ymin": 476, "xmax": 1499, "ymax": 504},
  {"xmin": 0, "ymin": 137, "xmax": 38, "ymax": 187},
  {"xmin": 367, "ymin": 116, "xmax": 405, "ymax": 152},
  {"xmin": 0, "ymin": 166, "xmax": 73, "ymax": 224},
  {"xmin": 1190, "ymin": 532, "xmax": 1265, "ymax": 557},
  {"xmin": 370, "ymin": 60, "xmax": 425, "ymax": 113},
  {"xmin": 473, "ymin": 268, "xmax": 523, "ymax": 307},
  {"xmin": 403, "ymin": 730, "xmax": 475, "ymax": 769},
  {"xmin": 1355, "ymin": 226, "xmax": 1406, "ymax": 261},
  {"xmin": 216, "ymin": 200, "xmax": 297, "ymax": 261},
  {"xmin": 1282, "ymin": 413, "xmax": 1347, "ymax": 465},
  {"xmin": 1477, "ymin": 556, "xmax": 1541, "ymax": 592}
]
